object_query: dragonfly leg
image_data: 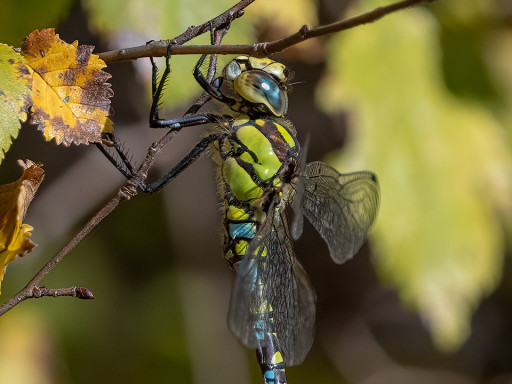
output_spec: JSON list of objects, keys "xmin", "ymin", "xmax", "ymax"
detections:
[
  {"xmin": 148, "ymin": 44, "xmax": 173, "ymax": 127},
  {"xmin": 149, "ymin": 44, "xmax": 221, "ymax": 129},
  {"xmin": 140, "ymin": 132, "xmax": 224, "ymax": 194},
  {"xmin": 98, "ymin": 111, "xmax": 220, "ymax": 182},
  {"xmin": 193, "ymin": 54, "xmax": 238, "ymax": 110},
  {"xmin": 97, "ymin": 132, "xmax": 136, "ymax": 178},
  {"xmin": 99, "ymin": 43, "xmax": 225, "ymax": 186}
]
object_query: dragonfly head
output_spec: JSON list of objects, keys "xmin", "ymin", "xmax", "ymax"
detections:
[{"xmin": 223, "ymin": 56, "xmax": 292, "ymax": 117}]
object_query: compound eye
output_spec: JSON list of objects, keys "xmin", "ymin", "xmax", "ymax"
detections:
[{"xmin": 234, "ymin": 70, "xmax": 288, "ymax": 116}]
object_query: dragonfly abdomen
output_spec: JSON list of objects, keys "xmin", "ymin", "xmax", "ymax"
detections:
[
  {"xmin": 216, "ymin": 114, "xmax": 299, "ymax": 383},
  {"xmin": 255, "ymin": 311, "xmax": 287, "ymax": 384},
  {"xmin": 223, "ymin": 204, "xmax": 260, "ymax": 267},
  {"xmin": 222, "ymin": 203, "xmax": 288, "ymax": 384}
]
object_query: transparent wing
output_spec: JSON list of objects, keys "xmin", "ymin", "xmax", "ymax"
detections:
[
  {"xmin": 301, "ymin": 161, "xmax": 380, "ymax": 264},
  {"xmin": 227, "ymin": 200, "xmax": 316, "ymax": 366},
  {"xmin": 290, "ymin": 136, "xmax": 309, "ymax": 240}
]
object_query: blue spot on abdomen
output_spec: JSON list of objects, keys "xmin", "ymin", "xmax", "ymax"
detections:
[{"xmin": 229, "ymin": 222, "xmax": 256, "ymax": 239}]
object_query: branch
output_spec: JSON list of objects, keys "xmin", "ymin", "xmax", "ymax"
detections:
[
  {"xmin": 32, "ymin": 286, "xmax": 94, "ymax": 300},
  {"xmin": 256, "ymin": 0, "xmax": 437, "ymax": 56},
  {"xmin": 98, "ymin": 0, "xmax": 436, "ymax": 63},
  {"xmin": 99, "ymin": 0, "xmax": 255, "ymax": 63}
]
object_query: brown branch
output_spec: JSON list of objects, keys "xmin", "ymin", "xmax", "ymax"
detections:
[
  {"xmin": 99, "ymin": 0, "xmax": 436, "ymax": 63},
  {"xmin": 32, "ymin": 286, "xmax": 94, "ymax": 300},
  {"xmin": 257, "ymin": 0, "xmax": 437, "ymax": 55},
  {"xmin": 0, "ymin": 189, "xmax": 128, "ymax": 316},
  {"xmin": 99, "ymin": 0, "xmax": 255, "ymax": 63},
  {"xmin": 0, "ymin": 124, "xmax": 188, "ymax": 316}
]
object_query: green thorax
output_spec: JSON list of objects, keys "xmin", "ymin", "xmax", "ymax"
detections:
[{"xmin": 219, "ymin": 114, "xmax": 299, "ymax": 205}]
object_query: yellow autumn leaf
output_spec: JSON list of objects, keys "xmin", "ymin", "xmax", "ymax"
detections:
[
  {"xmin": 0, "ymin": 159, "xmax": 45, "ymax": 295},
  {"xmin": 21, "ymin": 28, "xmax": 113, "ymax": 146}
]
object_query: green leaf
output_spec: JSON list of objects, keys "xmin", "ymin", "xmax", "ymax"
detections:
[
  {"xmin": 0, "ymin": 44, "xmax": 31, "ymax": 164},
  {"xmin": 317, "ymin": 1, "xmax": 512, "ymax": 351}
]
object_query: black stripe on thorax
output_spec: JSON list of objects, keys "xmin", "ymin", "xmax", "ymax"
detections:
[
  {"xmin": 256, "ymin": 119, "xmax": 298, "ymax": 162},
  {"xmin": 232, "ymin": 136, "xmax": 260, "ymax": 163},
  {"xmin": 234, "ymin": 156, "xmax": 274, "ymax": 189}
]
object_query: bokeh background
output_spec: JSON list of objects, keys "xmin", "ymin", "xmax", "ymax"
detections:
[{"xmin": 1, "ymin": 0, "xmax": 512, "ymax": 383}]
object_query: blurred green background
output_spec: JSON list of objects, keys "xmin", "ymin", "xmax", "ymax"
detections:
[{"xmin": 1, "ymin": 0, "xmax": 512, "ymax": 383}]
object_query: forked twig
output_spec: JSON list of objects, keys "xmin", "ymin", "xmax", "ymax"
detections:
[{"xmin": 0, "ymin": 190, "xmax": 126, "ymax": 316}]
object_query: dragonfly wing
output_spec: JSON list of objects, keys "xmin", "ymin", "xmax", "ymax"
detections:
[
  {"xmin": 227, "ymin": 201, "xmax": 316, "ymax": 366},
  {"xmin": 290, "ymin": 174, "xmax": 305, "ymax": 240},
  {"xmin": 301, "ymin": 161, "xmax": 380, "ymax": 264},
  {"xmin": 290, "ymin": 136, "xmax": 309, "ymax": 241}
]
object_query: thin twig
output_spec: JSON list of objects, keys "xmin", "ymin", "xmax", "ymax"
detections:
[
  {"xmin": 98, "ymin": 0, "xmax": 436, "ymax": 63},
  {"xmin": 0, "ymin": 190, "xmax": 127, "ymax": 316},
  {"xmin": 256, "ymin": 0, "xmax": 436, "ymax": 55},
  {"xmin": 99, "ymin": 0, "xmax": 254, "ymax": 63},
  {"xmin": 32, "ymin": 286, "xmax": 94, "ymax": 300}
]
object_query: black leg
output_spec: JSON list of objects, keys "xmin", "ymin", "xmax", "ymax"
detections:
[
  {"xmin": 105, "ymin": 132, "xmax": 137, "ymax": 176},
  {"xmin": 150, "ymin": 112, "xmax": 219, "ymax": 129},
  {"xmin": 193, "ymin": 54, "xmax": 236, "ymax": 107},
  {"xmin": 149, "ymin": 44, "xmax": 221, "ymax": 130},
  {"xmin": 149, "ymin": 44, "xmax": 173, "ymax": 127},
  {"xmin": 97, "ymin": 132, "xmax": 138, "ymax": 179},
  {"xmin": 96, "ymin": 142, "xmax": 133, "ymax": 179},
  {"xmin": 182, "ymin": 35, "xmax": 221, "ymax": 116},
  {"xmin": 100, "ymin": 40, "xmax": 231, "ymax": 192},
  {"xmin": 141, "ymin": 133, "xmax": 224, "ymax": 194}
]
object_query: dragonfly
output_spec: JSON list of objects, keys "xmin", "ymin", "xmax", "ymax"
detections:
[{"xmin": 100, "ymin": 49, "xmax": 380, "ymax": 384}]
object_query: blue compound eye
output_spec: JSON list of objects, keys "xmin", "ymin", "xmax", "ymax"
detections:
[{"xmin": 234, "ymin": 70, "xmax": 288, "ymax": 116}]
